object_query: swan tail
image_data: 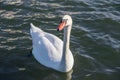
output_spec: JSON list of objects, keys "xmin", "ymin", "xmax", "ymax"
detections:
[{"xmin": 30, "ymin": 23, "xmax": 44, "ymax": 36}]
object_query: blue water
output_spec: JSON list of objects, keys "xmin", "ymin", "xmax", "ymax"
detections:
[{"xmin": 0, "ymin": 0, "xmax": 120, "ymax": 80}]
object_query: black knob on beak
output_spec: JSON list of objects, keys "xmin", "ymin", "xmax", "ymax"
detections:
[{"xmin": 57, "ymin": 28, "xmax": 59, "ymax": 31}]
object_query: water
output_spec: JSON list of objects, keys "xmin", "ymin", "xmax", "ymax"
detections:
[{"xmin": 0, "ymin": 0, "xmax": 120, "ymax": 80}]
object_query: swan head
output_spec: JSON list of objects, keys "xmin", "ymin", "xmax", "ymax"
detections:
[{"xmin": 57, "ymin": 15, "xmax": 72, "ymax": 31}]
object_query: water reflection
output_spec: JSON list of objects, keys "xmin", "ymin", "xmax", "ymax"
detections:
[
  {"xmin": 66, "ymin": 70, "xmax": 73, "ymax": 80},
  {"xmin": 45, "ymin": 70, "xmax": 73, "ymax": 80},
  {"xmin": 28, "ymin": 64, "xmax": 73, "ymax": 80}
]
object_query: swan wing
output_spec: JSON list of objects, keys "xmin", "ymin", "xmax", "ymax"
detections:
[
  {"xmin": 30, "ymin": 23, "xmax": 63, "ymax": 68},
  {"xmin": 45, "ymin": 32, "xmax": 63, "ymax": 53}
]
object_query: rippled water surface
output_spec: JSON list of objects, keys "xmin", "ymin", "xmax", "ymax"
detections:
[{"xmin": 0, "ymin": 0, "xmax": 120, "ymax": 80}]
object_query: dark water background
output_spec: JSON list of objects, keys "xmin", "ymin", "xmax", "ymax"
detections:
[{"xmin": 0, "ymin": 0, "xmax": 120, "ymax": 80}]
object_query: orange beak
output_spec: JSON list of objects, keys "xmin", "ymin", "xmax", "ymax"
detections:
[{"xmin": 57, "ymin": 21, "xmax": 66, "ymax": 31}]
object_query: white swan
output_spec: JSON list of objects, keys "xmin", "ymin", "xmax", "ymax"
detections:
[{"xmin": 30, "ymin": 15, "xmax": 74, "ymax": 72}]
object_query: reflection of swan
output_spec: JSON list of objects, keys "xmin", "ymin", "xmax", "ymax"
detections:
[
  {"xmin": 29, "ymin": 65, "xmax": 73, "ymax": 80},
  {"xmin": 65, "ymin": 70, "xmax": 73, "ymax": 80},
  {"xmin": 30, "ymin": 15, "xmax": 74, "ymax": 72}
]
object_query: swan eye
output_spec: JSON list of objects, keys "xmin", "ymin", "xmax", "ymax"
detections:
[{"xmin": 63, "ymin": 19, "xmax": 68, "ymax": 22}]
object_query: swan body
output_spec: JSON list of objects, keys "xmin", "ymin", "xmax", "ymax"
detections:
[{"xmin": 30, "ymin": 15, "xmax": 74, "ymax": 72}]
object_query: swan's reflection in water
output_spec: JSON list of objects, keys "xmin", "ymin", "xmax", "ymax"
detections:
[
  {"xmin": 28, "ymin": 64, "xmax": 73, "ymax": 80},
  {"xmin": 42, "ymin": 69, "xmax": 73, "ymax": 80},
  {"xmin": 45, "ymin": 69, "xmax": 73, "ymax": 80},
  {"xmin": 65, "ymin": 70, "xmax": 73, "ymax": 80}
]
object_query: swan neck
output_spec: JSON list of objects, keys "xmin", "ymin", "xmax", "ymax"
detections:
[
  {"xmin": 59, "ymin": 25, "xmax": 72, "ymax": 71},
  {"xmin": 63, "ymin": 26, "xmax": 71, "ymax": 51}
]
